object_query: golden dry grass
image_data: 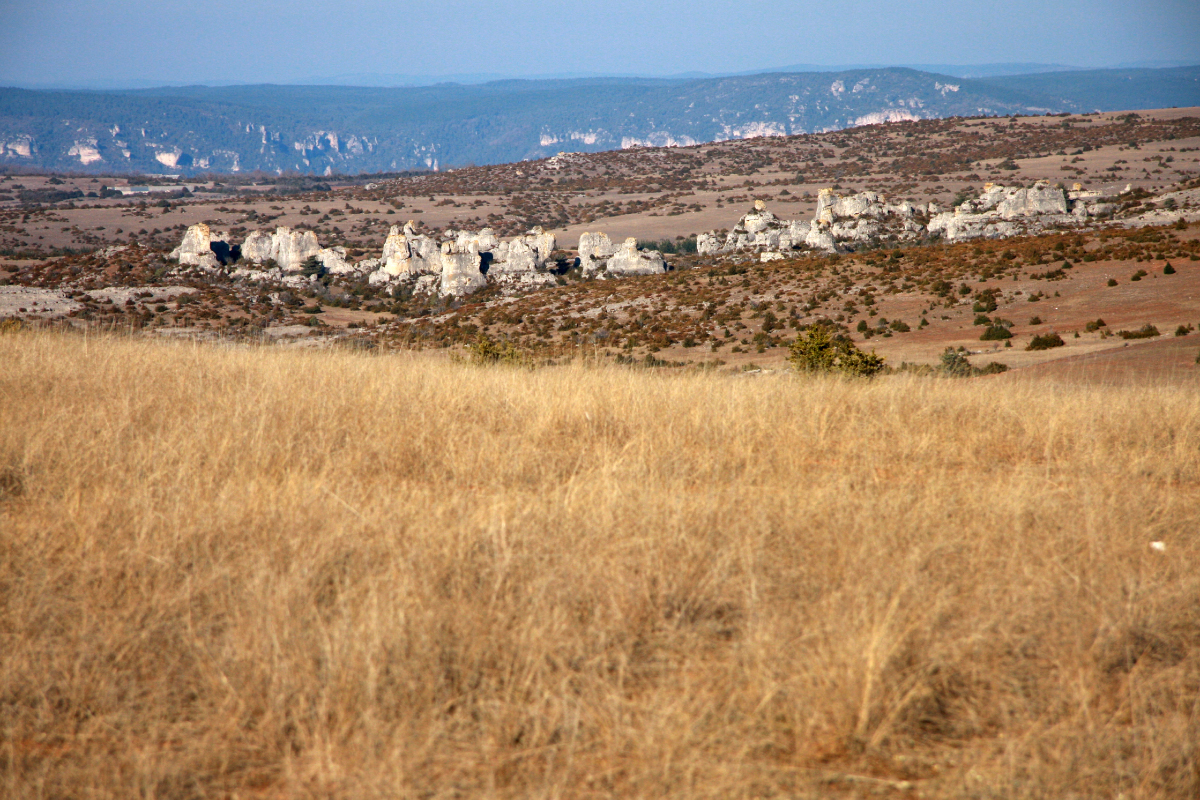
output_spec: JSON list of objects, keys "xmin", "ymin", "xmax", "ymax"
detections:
[{"xmin": 1, "ymin": 331, "xmax": 1199, "ymax": 799}]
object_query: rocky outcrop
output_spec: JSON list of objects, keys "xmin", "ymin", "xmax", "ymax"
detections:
[
  {"xmin": 699, "ymin": 182, "xmax": 1124, "ymax": 253},
  {"xmin": 489, "ymin": 227, "xmax": 555, "ymax": 273},
  {"xmin": 366, "ymin": 224, "xmax": 559, "ymax": 294},
  {"xmin": 240, "ymin": 227, "xmax": 321, "ymax": 270},
  {"xmin": 374, "ymin": 221, "xmax": 442, "ymax": 281},
  {"xmin": 581, "ymin": 235, "xmax": 665, "ymax": 277},
  {"xmin": 169, "ymin": 223, "xmax": 228, "ymax": 269},
  {"xmin": 439, "ymin": 241, "xmax": 488, "ymax": 297},
  {"xmin": 699, "ymin": 195, "xmax": 924, "ymax": 259},
  {"xmin": 579, "ymin": 232, "xmax": 619, "ymax": 275},
  {"xmin": 927, "ymin": 181, "xmax": 1076, "ymax": 242}
]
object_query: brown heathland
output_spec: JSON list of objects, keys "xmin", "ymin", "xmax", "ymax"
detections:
[{"xmin": 2, "ymin": 331, "xmax": 1198, "ymax": 798}]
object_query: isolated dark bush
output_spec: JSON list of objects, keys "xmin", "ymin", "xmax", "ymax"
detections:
[
  {"xmin": 1026, "ymin": 332, "xmax": 1065, "ymax": 351},
  {"xmin": 980, "ymin": 325, "xmax": 1012, "ymax": 341}
]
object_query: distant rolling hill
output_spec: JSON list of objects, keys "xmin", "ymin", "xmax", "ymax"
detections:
[{"xmin": 1, "ymin": 66, "xmax": 1197, "ymax": 176}]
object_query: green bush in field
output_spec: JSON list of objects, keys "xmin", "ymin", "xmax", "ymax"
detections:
[
  {"xmin": 980, "ymin": 324, "xmax": 1012, "ymax": 341},
  {"xmin": 788, "ymin": 325, "xmax": 885, "ymax": 378},
  {"xmin": 466, "ymin": 334, "xmax": 527, "ymax": 366},
  {"xmin": 1026, "ymin": 332, "xmax": 1065, "ymax": 351}
]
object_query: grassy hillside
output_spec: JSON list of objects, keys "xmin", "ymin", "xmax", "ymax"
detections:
[{"xmin": 2, "ymin": 331, "xmax": 1198, "ymax": 798}]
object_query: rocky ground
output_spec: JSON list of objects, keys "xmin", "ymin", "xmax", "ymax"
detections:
[{"xmin": 2, "ymin": 107, "xmax": 1200, "ymax": 381}]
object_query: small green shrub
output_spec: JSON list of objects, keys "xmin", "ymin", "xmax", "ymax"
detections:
[
  {"xmin": 466, "ymin": 334, "xmax": 527, "ymax": 366},
  {"xmin": 980, "ymin": 324, "xmax": 1012, "ymax": 341},
  {"xmin": 788, "ymin": 326, "xmax": 885, "ymax": 378},
  {"xmin": 939, "ymin": 347, "xmax": 1008, "ymax": 377},
  {"xmin": 1085, "ymin": 318, "xmax": 1106, "ymax": 332},
  {"xmin": 1026, "ymin": 332, "xmax": 1065, "ymax": 351},
  {"xmin": 1164, "ymin": 263, "xmax": 1176, "ymax": 275},
  {"xmin": 1107, "ymin": 278, "xmax": 1118, "ymax": 287}
]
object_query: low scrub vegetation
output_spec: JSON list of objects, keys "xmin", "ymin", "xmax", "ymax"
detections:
[
  {"xmin": 1026, "ymin": 332, "xmax": 1066, "ymax": 351},
  {"xmin": 2, "ymin": 332, "xmax": 1199, "ymax": 799}
]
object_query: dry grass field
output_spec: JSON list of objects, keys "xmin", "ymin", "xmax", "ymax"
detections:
[{"xmin": 2, "ymin": 331, "xmax": 1199, "ymax": 798}]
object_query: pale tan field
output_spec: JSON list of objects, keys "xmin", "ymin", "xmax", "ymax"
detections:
[{"xmin": 2, "ymin": 331, "xmax": 1199, "ymax": 799}]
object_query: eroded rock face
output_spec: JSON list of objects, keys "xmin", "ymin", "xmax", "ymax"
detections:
[
  {"xmin": 700, "ymin": 183, "xmax": 1092, "ymax": 254},
  {"xmin": 169, "ymin": 223, "xmax": 227, "ymax": 269},
  {"xmin": 376, "ymin": 222, "xmax": 442, "ymax": 280},
  {"xmin": 241, "ymin": 227, "xmax": 321, "ymax": 270},
  {"xmin": 605, "ymin": 238, "xmax": 667, "ymax": 276},
  {"xmin": 928, "ymin": 181, "xmax": 1075, "ymax": 242},
  {"xmin": 490, "ymin": 227, "xmax": 555, "ymax": 273},
  {"xmin": 439, "ymin": 241, "xmax": 487, "ymax": 296},
  {"xmin": 579, "ymin": 232, "xmax": 619, "ymax": 275}
]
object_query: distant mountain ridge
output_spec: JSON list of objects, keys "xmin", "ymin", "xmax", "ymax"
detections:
[{"xmin": 1, "ymin": 66, "xmax": 1198, "ymax": 176}]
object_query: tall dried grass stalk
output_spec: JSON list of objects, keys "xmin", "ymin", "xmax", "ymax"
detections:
[{"xmin": 1, "ymin": 331, "xmax": 1198, "ymax": 798}]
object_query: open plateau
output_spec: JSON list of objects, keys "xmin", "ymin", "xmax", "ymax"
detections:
[{"xmin": 3, "ymin": 102, "xmax": 1200, "ymax": 799}]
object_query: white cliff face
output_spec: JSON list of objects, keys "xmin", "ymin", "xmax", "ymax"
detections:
[
  {"xmin": 68, "ymin": 140, "xmax": 103, "ymax": 165},
  {"xmin": 155, "ymin": 150, "xmax": 184, "ymax": 168},
  {"xmin": 2, "ymin": 136, "xmax": 34, "ymax": 157}
]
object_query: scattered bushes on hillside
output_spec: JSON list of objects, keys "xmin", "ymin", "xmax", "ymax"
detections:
[{"xmin": 1117, "ymin": 324, "xmax": 1161, "ymax": 340}]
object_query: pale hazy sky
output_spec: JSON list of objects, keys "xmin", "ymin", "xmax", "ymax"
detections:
[{"xmin": 2, "ymin": 0, "xmax": 1198, "ymax": 87}]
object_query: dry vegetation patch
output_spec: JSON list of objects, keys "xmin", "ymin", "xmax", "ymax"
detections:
[{"xmin": 1, "ymin": 332, "xmax": 1199, "ymax": 798}]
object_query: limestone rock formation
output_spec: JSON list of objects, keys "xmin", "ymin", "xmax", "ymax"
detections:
[
  {"xmin": 374, "ymin": 222, "xmax": 442, "ymax": 281},
  {"xmin": 241, "ymin": 227, "xmax": 321, "ymax": 270},
  {"xmin": 490, "ymin": 227, "xmax": 556, "ymax": 273},
  {"xmin": 600, "ymin": 238, "xmax": 667, "ymax": 277},
  {"xmin": 927, "ymin": 181, "xmax": 1075, "ymax": 242},
  {"xmin": 169, "ymin": 223, "xmax": 227, "ymax": 269},
  {"xmin": 439, "ymin": 241, "xmax": 487, "ymax": 296},
  {"xmin": 579, "ymin": 232, "xmax": 619, "ymax": 275}
]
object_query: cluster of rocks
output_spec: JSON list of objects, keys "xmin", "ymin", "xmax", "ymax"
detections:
[
  {"xmin": 699, "ymin": 192, "xmax": 927, "ymax": 259},
  {"xmin": 170, "ymin": 221, "xmax": 667, "ymax": 297},
  {"xmin": 700, "ymin": 181, "xmax": 1129, "ymax": 259},
  {"xmin": 579, "ymin": 233, "xmax": 666, "ymax": 276},
  {"xmin": 927, "ymin": 181, "xmax": 1122, "ymax": 242}
]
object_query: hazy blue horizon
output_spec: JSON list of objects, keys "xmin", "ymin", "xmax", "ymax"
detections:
[{"xmin": 2, "ymin": 0, "xmax": 1198, "ymax": 90}]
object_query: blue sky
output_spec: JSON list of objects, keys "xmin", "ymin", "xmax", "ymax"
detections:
[{"xmin": 2, "ymin": 0, "xmax": 1198, "ymax": 87}]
